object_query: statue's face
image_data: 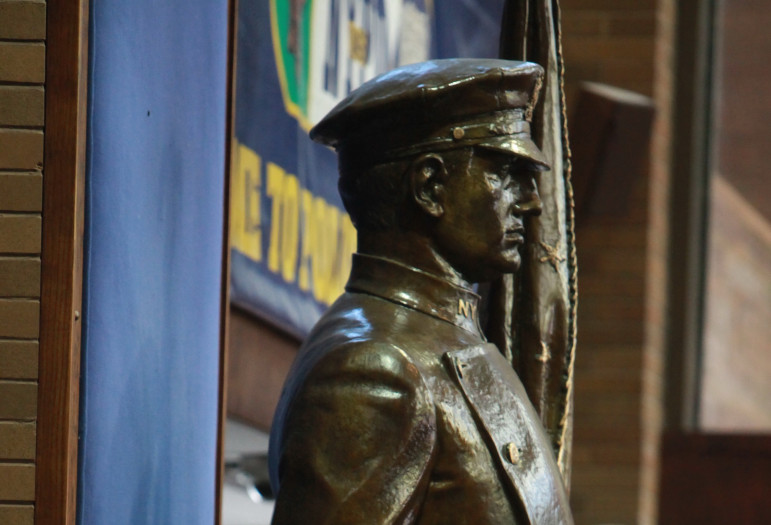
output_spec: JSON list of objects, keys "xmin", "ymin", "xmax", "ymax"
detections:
[{"xmin": 433, "ymin": 148, "xmax": 542, "ymax": 283}]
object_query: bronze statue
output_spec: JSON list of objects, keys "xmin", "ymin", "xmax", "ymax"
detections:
[{"xmin": 268, "ymin": 59, "xmax": 574, "ymax": 524}]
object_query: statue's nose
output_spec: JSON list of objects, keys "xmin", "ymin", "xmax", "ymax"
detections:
[{"xmin": 512, "ymin": 178, "xmax": 542, "ymax": 216}]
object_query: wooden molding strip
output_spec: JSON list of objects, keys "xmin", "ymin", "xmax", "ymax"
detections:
[
  {"xmin": 215, "ymin": 0, "xmax": 238, "ymax": 521},
  {"xmin": 35, "ymin": 1, "xmax": 89, "ymax": 524}
]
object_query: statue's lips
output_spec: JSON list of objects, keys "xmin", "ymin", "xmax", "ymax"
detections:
[{"xmin": 504, "ymin": 229, "xmax": 525, "ymax": 244}]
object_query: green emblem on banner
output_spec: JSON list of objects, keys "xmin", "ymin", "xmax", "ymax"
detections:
[
  {"xmin": 271, "ymin": 0, "xmax": 432, "ymax": 130},
  {"xmin": 270, "ymin": 0, "xmax": 314, "ymax": 128}
]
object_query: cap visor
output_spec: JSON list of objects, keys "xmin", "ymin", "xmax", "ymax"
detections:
[{"xmin": 475, "ymin": 136, "xmax": 551, "ymax": 171}]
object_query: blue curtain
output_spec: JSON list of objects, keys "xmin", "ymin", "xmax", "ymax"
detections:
[{"xmin": 78, "ymin": 1, "xmax": 228, "ymax": 523}]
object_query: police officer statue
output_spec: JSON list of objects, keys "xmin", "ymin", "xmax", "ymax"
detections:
[{"xmin": 268, "ymin": 59, "xmax": 574, "ymax": 524}]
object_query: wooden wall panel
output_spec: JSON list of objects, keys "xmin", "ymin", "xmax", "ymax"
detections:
[
  {"xmin": 659, "ymin": 434, "xmax": 771, "ymax": 524},
  {"xmin": 227, "ymin": 307, "xmax": 299, "ymax": 431}
]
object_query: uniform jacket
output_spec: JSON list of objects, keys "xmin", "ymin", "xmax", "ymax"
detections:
[{"xmin": 269, "ymin": 254, "xmax": 573, "ymax": 524}]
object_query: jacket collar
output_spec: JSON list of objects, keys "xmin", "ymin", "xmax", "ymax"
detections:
[{"xmin": 345, "ymin": 254, "xmax": 485, "ymax": 337}]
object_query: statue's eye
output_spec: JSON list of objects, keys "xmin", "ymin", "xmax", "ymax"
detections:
[{"xmin": 485, "ymin": 173, "xmax": 503, "ymax": 188}]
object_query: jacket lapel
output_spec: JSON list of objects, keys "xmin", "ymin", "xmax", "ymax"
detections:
[{"xmin": 444, "ymin": 344, "xmax": 573, "ymax": 525}]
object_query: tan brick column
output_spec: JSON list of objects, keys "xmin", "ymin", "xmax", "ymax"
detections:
[{"xmin": 0, "ymin": 1, "xmax": 47, "ymax": 523}]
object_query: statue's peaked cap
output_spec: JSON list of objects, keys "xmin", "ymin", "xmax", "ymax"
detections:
[{"xmin": 310, "ymin": 59, "xmax": 549, "ymax": 169}]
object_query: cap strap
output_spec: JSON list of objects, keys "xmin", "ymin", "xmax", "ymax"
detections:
[{"xmin": 373, "ymin": 109, "xmax": 531, "ymax": 161}]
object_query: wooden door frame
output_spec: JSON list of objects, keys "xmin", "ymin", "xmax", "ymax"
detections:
[
  {"xmin": 215, "ymin": 0, "xmax": 238, "ymax": 522},
  {"xmin": 35, "ymin": 1, "xmax": 90, "ymax": 524}
]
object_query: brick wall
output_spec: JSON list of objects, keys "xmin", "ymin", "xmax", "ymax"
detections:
[
  {"xmin": 562, "ymin": 0, "xmax": 656, "ymax": 110},
  {"xmin": 0, "ymin": 1, "xmax": 46, "ymax": 523},
  {"xmin": 570, "ymin": 182, "xmax": 649, "ymax": 525},
  {"xmin": 559, "ymin": 1, "xmax": 661, "ymax": 523}
]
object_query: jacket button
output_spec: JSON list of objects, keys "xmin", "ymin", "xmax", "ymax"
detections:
[{"xmin": 504, "ymin": 443, "xmax": 520, "ymax": 464}]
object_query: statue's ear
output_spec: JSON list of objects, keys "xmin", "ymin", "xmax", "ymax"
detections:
[{"xmin": 409, "ymin": 153, "xmax": 446, "ymax": 218}]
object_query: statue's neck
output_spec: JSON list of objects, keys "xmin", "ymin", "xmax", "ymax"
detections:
[{"xmin": 356, "ymin": 231, "xmax": 472, "ymax": 290}]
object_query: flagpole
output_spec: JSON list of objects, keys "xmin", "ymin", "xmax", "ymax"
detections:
[{"xmin": 495, "ymin": 0, "xmax": 577, "ymax": 490}]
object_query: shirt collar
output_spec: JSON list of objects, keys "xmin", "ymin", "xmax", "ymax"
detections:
[{"xmin": 345, "ymin": 253, "xmax": 485, "ymax": 337}]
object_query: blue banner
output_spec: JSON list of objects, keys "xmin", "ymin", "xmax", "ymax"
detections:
[
  {"xmin": 78, "ymin": 1, "xmax": 228, "ymax": 523},
  {"xmin": 231, "ymin": 0, "xmax": 504, "ymax": 337}
]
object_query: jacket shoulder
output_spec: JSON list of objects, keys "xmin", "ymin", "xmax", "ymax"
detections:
[
  {"xmin": 307, "ymin": 340, "xmax": 424, "ymax": 386},
  {"xmin": 271, "ymin": 341, "xmax": 438, "ymax": 524}
]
